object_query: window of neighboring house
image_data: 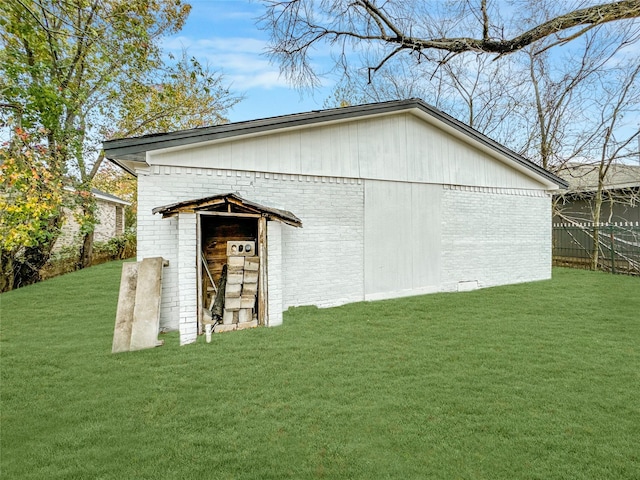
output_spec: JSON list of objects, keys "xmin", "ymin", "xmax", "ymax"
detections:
[{"xmin": 115, "ymin": 206, "xmax": 124, "ymax": 235}]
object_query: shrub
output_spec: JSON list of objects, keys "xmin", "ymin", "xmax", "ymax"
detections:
[
  {"xmin": 40, "ymin": 230, "xmax": 136, "ymax": 280},
  {"xmin": 93, "ymin": 229, "xmax": 136, "ymax": 260}
]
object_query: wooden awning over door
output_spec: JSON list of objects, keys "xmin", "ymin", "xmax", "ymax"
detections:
[{"xmin": 152, "ymin": 192, "xmax": 302, "ymax": 227}]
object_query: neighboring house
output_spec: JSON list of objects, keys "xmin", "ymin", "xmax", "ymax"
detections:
[
  {"xmin": 54, "ymin": 188, "xmax": 130, "ymax": 251},
  {"xmin": 104, "ymin": 99, "xmax": 566, "ymax": 345},
  {"xmin": 552, "ymin": 163, "xmax": 640, "ymax": 274},
  {"xmin": 554, "ymin": 163, "xmax": 640, "ymax": 224}
]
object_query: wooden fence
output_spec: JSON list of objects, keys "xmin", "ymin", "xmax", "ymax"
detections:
[{"xmin": 552, "ymin": 222, "xmax": 640, "ymax": 275}]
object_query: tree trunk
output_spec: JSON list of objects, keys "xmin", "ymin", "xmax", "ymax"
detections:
[
  {"xmin": 14, "ymin": 246, "xmax": 48, "ymax": 289},
  {"xmin": 78, "ymin": 231, "xmax": 94, "ymax": 270},
  {"xmin": 75, "ymin": 189, "xmax": 97, "ymax": 270},
  {"xmin": 10, "ymin": 212, "xmax": 63, "ymax": 289},
  {"xmin": 590, "ymin": 185, "xmax": 604, "ymax": 271},
  {"xmin": 0, "ymin": 251, "xmax": 15, "ymax": 293}
]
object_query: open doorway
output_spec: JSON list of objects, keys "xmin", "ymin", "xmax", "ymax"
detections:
[
  {"xmin": 199, "ymin": 214, "xmax": 259, "ymax": 332},
  {"xmin": 153, "ymin": 192, "xmax": 301, "ymax": 338}
]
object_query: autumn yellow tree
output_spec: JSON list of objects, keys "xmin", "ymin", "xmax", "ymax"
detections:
[{"xmin": 0, "ymin": 130, "xmax": 64, "ymax": 291}]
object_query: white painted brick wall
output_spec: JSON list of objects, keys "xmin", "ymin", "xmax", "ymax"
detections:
[
  {"xmin": 137, "ymin": 167, "xmax": 365, "ymax": 333},
  {"xmin": 440, "ymin": 185, "xmax": 552, "ymax": 290},
  {"xmin": 267, "ymin": 221, "xmax": 283, "ymax": 327},
  {"xmin": 137, "ymin": 169, "xmax": 181, "ymax": 331},
  {"xmin": 137, "ymin": 165, "xmax": 553, "ymax": 339},
  {"xmin": 177, "ymin": 212, "xmax": 198, "ymax": 345},
  {"xmin": 53, "ymin": 207, "xmax": 82, "ymax": 250},
  {"xmin": 277, "ymin": 176, "xmax": 365, "ymax": 309}
]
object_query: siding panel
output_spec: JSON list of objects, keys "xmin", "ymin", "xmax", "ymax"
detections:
[
  {"xmin": 364, "ymin": 180, "xmax": 442, "ymax": 298},
  {"xmin": 150, "ymin": 112, "xmax": 548, "ymax": 189},
  {"xmin": 410, "ymin": 183, "xmax": 442, "ymax": 288}
]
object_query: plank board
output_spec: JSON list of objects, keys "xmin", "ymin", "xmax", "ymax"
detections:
[
  {"xmin": 112, "ymin": 262, "xmax": 139, "ymax": 353},
  {"xmin": 257, "ymin": 216, "xmax": 268, "ymax": 326},
  {"xmin": 129, "ymin": 257, "xmax": 165, "ymax": 351}
]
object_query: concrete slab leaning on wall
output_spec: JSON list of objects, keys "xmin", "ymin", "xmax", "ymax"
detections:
[{"xmin": 112, "ymin": 257, "xmax": 167, "ymax": 353}]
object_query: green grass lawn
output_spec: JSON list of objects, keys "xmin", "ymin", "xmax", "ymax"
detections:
[{"xmin": 1, "ymin": 263, "xmax": 639, "ymax": 479}]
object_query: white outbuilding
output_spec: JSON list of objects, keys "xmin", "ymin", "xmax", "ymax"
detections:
[{"xmin": 104, "ymin": 99, "xmax": 567, "ymax": 345}]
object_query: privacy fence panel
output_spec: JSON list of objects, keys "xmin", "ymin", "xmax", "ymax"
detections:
[{"xmin": 553, "ymin": 222, "xmax": 640, "ymax": 275}]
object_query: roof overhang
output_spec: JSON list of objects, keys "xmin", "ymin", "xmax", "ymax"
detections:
[
  {"xmin": 106, "ymin": 156, "xmax": 140, "ymax": 177},
  {"xmin": 91, "ymin": 189, "xmax": 131, "ymax": 206},
  {"xmin": 152, "ymin": 193, "xmax": 302, "ymax": 227},
  {"xmin": 555, "ymin": 184, "xmax": 640, "ymax": 198},
  {"xmin": 407, "ymin": 107, "xmax": 567, "ymax": 190},
  {"xmin": 62, "ymin": 186, "xmax": 131, "ymax": 206},
  {"xmin": 103, "ymin": 99, "xmax": 568, "ymax": 190},
  {"xmin": 104, "ymin": 101, "xmax": 417, "ymax": 165}
]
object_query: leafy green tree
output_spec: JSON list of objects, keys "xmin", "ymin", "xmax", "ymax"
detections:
[{"xmin": 1, "ymin": 0, "xmax": 240, "ymax": 288}]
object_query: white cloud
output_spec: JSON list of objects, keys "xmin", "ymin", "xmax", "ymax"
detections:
[
  {"xmin": 163, "ymin": 36, "xmax": 262, "ymax": 56},
  {"xmin": 230, "ymin": 71, "xmax": 291, "ymax": 90},
  {"xmin": 162, "ymin": 34, "xmax": 291, "ymax": 90},
  {"xmin": 157, "ymin": 1, "xmax": 336, "ymax": 120},
  {"xmin": 156, "ymin": 0, "xmax": 293, "ymax": 90}
]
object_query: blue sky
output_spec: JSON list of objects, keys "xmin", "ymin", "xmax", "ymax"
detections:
[
  {"xmin": 162, "ymin": 0, "xmax": 335, "ymax": 122},
  {"xmin": 161, "ymin": 0, "xmax": 640, "ymax": 155}
]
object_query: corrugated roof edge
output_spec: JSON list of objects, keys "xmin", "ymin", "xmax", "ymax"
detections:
[{"xmin": 103, "ymin": 98, "xmax": 568, "ymax": 189}]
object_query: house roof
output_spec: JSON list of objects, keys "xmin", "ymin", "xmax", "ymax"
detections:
[
  {"xmin": 557, "ymin": 163, "xmax": 640, "ymax": 193},
  {"xmin": 62, "ymin": 186, "xmax": 130, "ymax": 205},
  {"xmin": 103, "ymin": 98, "xmax": 567, "ymax": 189},
  {"xmin": 152, "ymin": 192, "xmax": 302, "ymax": 227},
  {"xmin": 91, "ymin": 188, "xmax": 131, "ymax": 206}
]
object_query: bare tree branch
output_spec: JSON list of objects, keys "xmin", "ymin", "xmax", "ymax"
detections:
[
  {"xmin": 481, "ymin": 0, "xmax": 489, "ymax": 40},
  {"xmin": 261, "ymin": 0, "xmax": 640, "ymax": 85}
]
